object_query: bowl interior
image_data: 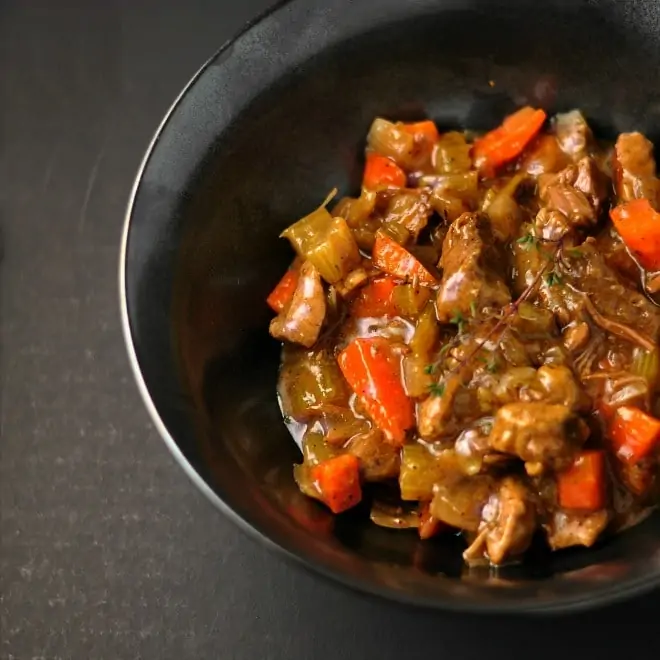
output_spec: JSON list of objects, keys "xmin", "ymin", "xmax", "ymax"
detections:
[{"xmin": 123, "ymin": 0, "xmax": 660, "ymax": 612}]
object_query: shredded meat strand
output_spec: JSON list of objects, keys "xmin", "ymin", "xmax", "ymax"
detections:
[{"xmin": 582, "ymin": 294, "xmax": 656, "ymax": 351}]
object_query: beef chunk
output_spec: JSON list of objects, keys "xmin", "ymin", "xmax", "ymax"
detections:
[
  {"xmin": 489, "ymin": 402, "xmax": 587, "ymax": 469},
  {"xmin": 538, "ymin": 238, "xmax": 660, "ymax": 353},
  {"xmin": 538, "ymin": 158, "xmax": 607, "ymax": 231},
  {"xmin": 417, "ymin": 374, "xmax": 463, "ymax": 439},
  {"xmin": 347, "ymin": 429, "xmax": 400, "ymax": 481},
  {"xmin": 594, "ymin": 228, "xmax": 641, "ymax": 283},
  {"xmin": 269, "ymin": 261, "xmax": 326, "ymax": 347},
  {"xmin": 546, "ymin": 509, "xmax": 609, "ymax": 550},
  {"xmin": 616, "ymin": 458, "xmax": 658, "ymax": 502},
  {"xmin": 559, "ymin": 239, "xmax": 660, "ymax": 342},
  {"xmin": 613, "ymin": 132, "xmax": 659, "ymax": 207},
  {"xmin": 542, "ymin": 184, "xmax": 595, "ymax": 226},
  {"xmin": 533, "ymin": 365, "xmax": 591, "ymax": 411},
  {"xmin": 382, "ymin": 190, "xmax": 432, "ymax": 241},
  {"xmin": 483, "ymin": 477, "xmax": 537, "ymax": 564},
  {"xmin": 463, "ymin": 477, "xmax": 537, "ymax": 565},
  {"xmin": 436, "ymin": 212, "xmax": 511, "ymax": 322}
]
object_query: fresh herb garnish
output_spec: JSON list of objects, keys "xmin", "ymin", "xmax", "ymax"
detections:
[
  {"xmin": 478, "ymin": 355, "xmax": 498, "ymax": 373},
  {"xmin": 438, "ymin": 343, "xmax": 452, "ymax": 357},
  {"xmin": 423, "ymin": 364, "xmax": 435, "ymax": 375},
  {"xmin": 450, "ymin": 310, "xmax": 466, "ymax": 334},
  {"xmin": 516, "ymin": 232, "xmax": 539, "ymax": 250},
  {"xmin": 545, "ymin": 270, "xmax": 563, "ymax": 287},
  {"xmin": 428, "ymin": 382, "xmax": 446, "ymax": 397},
  {"xmin": 436, "ymin": 241, "xmax": 563, "ymax": 381}
]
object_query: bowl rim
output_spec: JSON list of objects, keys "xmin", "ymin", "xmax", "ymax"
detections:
[{"xmin": 119, "ymin": 0, "xmax": 660, "ymax": 615}]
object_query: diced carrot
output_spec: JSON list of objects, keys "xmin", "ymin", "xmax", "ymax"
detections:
[
  {"xmin": 350, "ymin": 276, "xmax": 399, "ymax": 317},
  {"xmin": 266, "ymin": 264, "xmax": 300, "ymax": 313},
  {"xmin": 363, "ymin": 153, "xmax": 407, "ymax": 189},
  {"xmin": 418, "ymin": 502, "xmax": 445, "ymax": 540},
  {"xmin": 372, "ymin": 231, "xmax": 438, "ymax": 286},
  {"xmin": 311, "ymin": 454, "xmax": 362, "ymax": 514},
  {"xmin": 557, "ymin": 450, "xmax": 606, "ymax": 511},
  {"xmin": 610, "ymin": 199, "xmax": 660, "ymax": 271},
  {"xmin": 400, "ymin": 120, "xmax": 440, "ymax": 144},
  {"xmin": 338, "ymin": 337, "xmax": 414, "ymax": 445},
  {"xmin": 611, "ymin": 405, "xmax": 660, "ymax": 465},
  {"xmin": 473, "ymin": 106, "xmax": 547, "ymax": 176}
]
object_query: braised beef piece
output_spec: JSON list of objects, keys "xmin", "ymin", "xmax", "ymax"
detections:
[
  {"xmin": 536, "ymin": 158, "xmax": 607, "ymax": 238},
  {"xmin": 436, "ymin": 212, "xmax": 511, "ymax": 322},
  {"xmin": 269, "ymin": 261, "xmax": 326, "ymax": 347},
  {"xmin": 539, "ymin": 187, "xmax": 595, "ymax": 231},
  {"xmin": 532, "ymin": 365, "xmax": 591, "ymax": 411},
  {"xmin": 571, "ymin": 157, "xmax": 609, "ymax": 212},
  {"xmin": 418, "ymin": 317, "xmax": 507, "ymax": 440},
  {"xmin": 417, "ymin": 373, "xmax": 464, "ymax": 439},
  {"xmin": 381, "ymin": 190, "xmax": 432, "ymax": 241},
  {"xmin": 591, "ymin": 132, "xmax": 660, "ymax": 283},
  {"xmin": 545, "ymin": 510, "xmax": 609, "ymax": 550},
  {"xmin": 613, "ymin": 132, "xmax": 659, "ymax": 207},
  {"xmin": 347, "ymin": 429, "xmax": 400, "ymax": 481},
  {"xmin": 463, "ymin": 477, "xmax": 537, "ymax": 564},
  {"xmin": 489, "ymin": 402, "xmax": 587, "ymax": 470},
  {"xmin": 616, "ymin": 459, "xmax": 659, "ymax": 502},
  {"xmin": 536, "ymin": 239, "xmax": 660, "ymax": 364},
  {"xmin": 594, "ymin": 228, "xmax": 641, "ymax": 283},
  {"xmin": 557, "ymin": 239, "xmax": 660, "ymax": 342}
]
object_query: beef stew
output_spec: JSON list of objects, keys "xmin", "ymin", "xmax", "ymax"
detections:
[{"xmin": 267, "ymin": 108, "xmax": 660, "ymax": 566}]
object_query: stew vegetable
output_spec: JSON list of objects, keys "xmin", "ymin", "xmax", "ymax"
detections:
[{"xmin": 268, "ymin": 107, "xmax": 660, "ymax": 566}]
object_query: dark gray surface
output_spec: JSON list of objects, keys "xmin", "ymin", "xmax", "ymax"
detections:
[{"xmin": 1, "ymin": 1, "xmax": 658, "ymax": 658}]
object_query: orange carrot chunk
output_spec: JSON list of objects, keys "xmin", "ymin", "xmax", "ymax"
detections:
[
  {"xmin": 372, "ymin": 231, "xmax": 437, "ymax": 286},
  {"xmin": 350, "ymin": 276, "xmax": 399, "ymax": 318},
  {"xmin": 473, "ymin": 106, "xmax": 547, "ymax": 175},
  {"xmin": 266, "ymin": 264, "xmax": 300, "ymax": 313},
  {"xmin": 611, "ymin": 405, "xmax": 660, "ymax": 465},
  {"xmin": 363, "ymin": 153, "xmax": 407, "ymax": 189},
  {"xmin": 610, "ymin": 199, "xmax": 660, "ymax": 271},
  {"xmin": 400, "ymin": 120, "xmax": 440, "ymax": 144},
  {"xmin": 557, "ymin": 450, "xmax": 606, "ymax": 511},
  {"xmin": 311, "ymin": 454, "xmax": 362, "ymax": 514},
  {"xmin": 338, "ymin": 337, "xmax": 414, "ymax": 445}
]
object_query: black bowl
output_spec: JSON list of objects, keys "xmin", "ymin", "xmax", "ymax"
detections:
[{"xmin": 120, "ymin": 0, "xmax": 660, "ymax": 614}]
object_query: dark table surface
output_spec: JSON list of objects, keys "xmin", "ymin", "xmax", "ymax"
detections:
[{"xmin": 1, "ymin": 1, "xmax": 659, "ymax": 658}]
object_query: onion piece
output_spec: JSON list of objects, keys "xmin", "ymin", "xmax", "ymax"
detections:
[
  {"xmin": 430, "ymin": 477, "xmax": 494, "ymax": 531},
  {"xmin": 370, "ymin": 501, "xmax": 420, "ymax": 529}
]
